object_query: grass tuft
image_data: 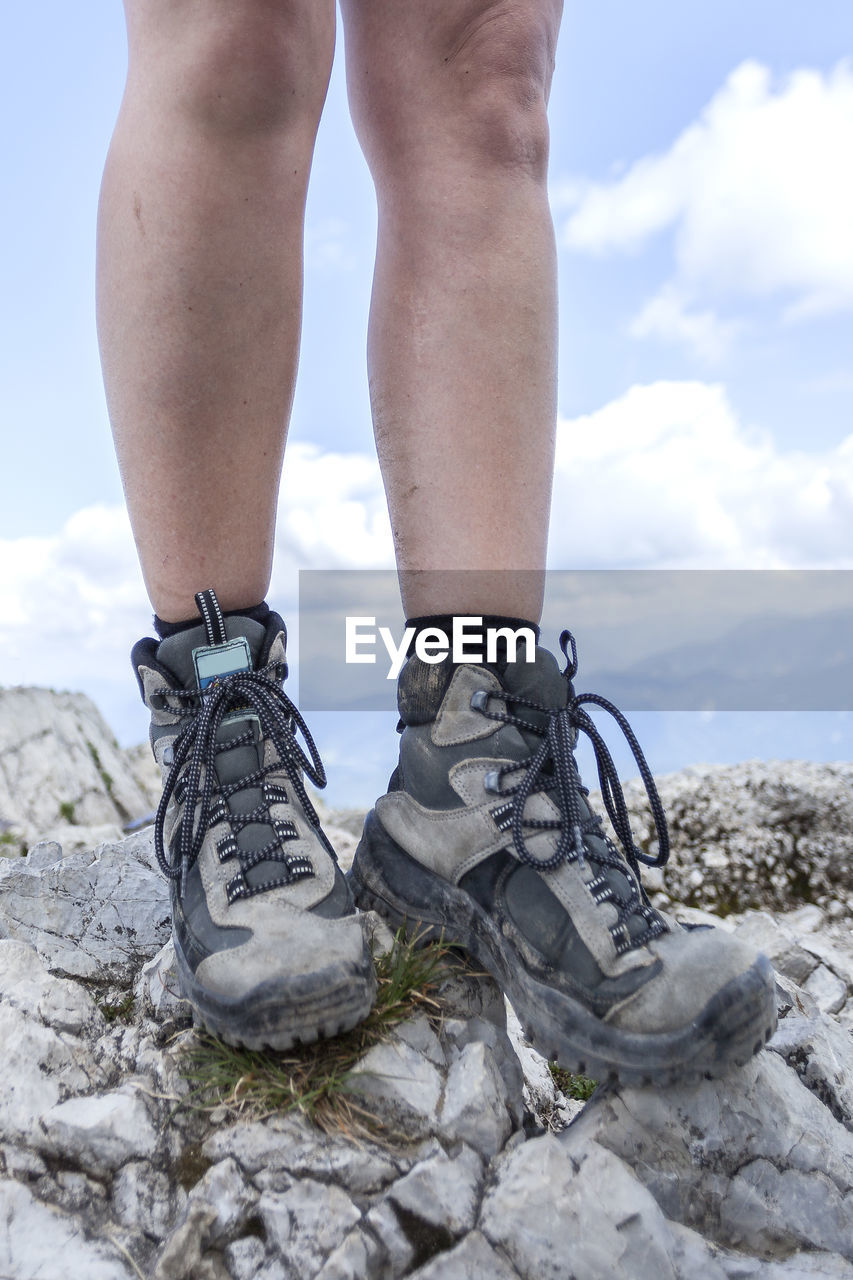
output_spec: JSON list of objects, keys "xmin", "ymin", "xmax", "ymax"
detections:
[
  {"xmin": 178, "ymin": 928, "xmax": 451, "ymax": 1138},
  {"xmin": 548, "ymin": 1061, "xmax": 598, "ymax": 1102}
]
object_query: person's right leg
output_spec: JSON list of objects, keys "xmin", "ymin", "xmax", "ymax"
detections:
[
  {"xmin": 98, "ymin": 0, "xmax": 334, "ymax": 622},
  {"xmin": 99, "ymin": 2, "xmax": 375, "ymax": 1048}
]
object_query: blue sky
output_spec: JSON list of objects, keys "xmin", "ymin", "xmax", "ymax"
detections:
[{"xmin": 1, "ymin": 3, "xmax": 852, "ymax": 804}]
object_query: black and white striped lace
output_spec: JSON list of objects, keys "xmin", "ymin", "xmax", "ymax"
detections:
[
  {"xmin": 475, "ymin": 631, "xmax": 670, "ymax": 954},
  {"xmin": 153, "ymin": 659, "xmax": 326, "ymax": 895}
]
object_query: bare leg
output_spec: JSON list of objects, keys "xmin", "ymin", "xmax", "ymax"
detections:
[
  {"xmin": 340, "ymin": 0, "xmax": 562, "ymax": 622},
  {"xmin": 97, "ymin": 0, "xmax": 335, "ymax": 621}
]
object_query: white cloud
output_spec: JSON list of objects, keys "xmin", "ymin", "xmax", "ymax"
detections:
[
  {"xmin": 273, "ymin": 442, "xmax": 393, "ymax": 582},
  {"xmin": 550, "ymin": 381, "xmax": 853, "ymax": 569},
  {"xmin": 0, "ymin": 449, "xmax": 393, "ymax": 740},
  {"xmin": 2, "ymin": 398, "xmax": 852, "ymax": 744},
  {"xmin": 560, "ymin": 59, "xmax": 853, "ymax": 339},
  {"xmin": 628, "ymin": 284, "xmax": 741, "ymax": 363}
]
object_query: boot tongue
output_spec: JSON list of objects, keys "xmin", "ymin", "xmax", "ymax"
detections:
[
  {"xmin": 498, "ymin": 646, "xmax": 569, "ymax": 748},
  {"xmin": 159, "ymin": 614, "xmax": 285, "ymax": 890},
  {"xmin": 499, "ymin": 645, "xmax": 569, "ymax": 712},
  {"xmin": 155, "ymin": 617, "xmax": 268, "ymax": 691}
]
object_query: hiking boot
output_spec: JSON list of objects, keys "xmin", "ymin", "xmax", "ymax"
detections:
[
  {"xmin": 133, "ymin": 589, "xmax": 376, "ymax": 1049},
  {"xmin": 349, "ymin": 629, "xmax": 777, "ymax": 1085}
]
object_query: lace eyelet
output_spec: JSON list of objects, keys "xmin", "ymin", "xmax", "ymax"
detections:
[
  {"xmin": 484, "ymin": 770, "xmax": 502, "ymax": 794},
  {"xmin": 470, "ymin": 690, "xmax": 490, "ymax": 711}
]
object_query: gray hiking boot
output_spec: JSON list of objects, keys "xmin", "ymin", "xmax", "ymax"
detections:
[
  {"xmin": 133, "ymin": 589, "xmax": 376, "ymax": 1049},
  {"xmin": 350, "ymin": 630, "xmax": 777, "ymax": 1085}
]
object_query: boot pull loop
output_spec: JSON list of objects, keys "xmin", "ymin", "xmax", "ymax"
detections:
[{"xmin": 559, "ymin": 629, "xmax": 578, "ymax": 681}]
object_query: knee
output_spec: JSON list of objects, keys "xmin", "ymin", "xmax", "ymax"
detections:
[
  {"xmin": 125, "ymin": 0, "xmax": 335, "ymax": 136},
  {"xmin": 350, "ymin": 1, "xmax": 561, "ymax": 181}
]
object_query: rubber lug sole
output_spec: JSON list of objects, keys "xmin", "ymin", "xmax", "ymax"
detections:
[
  {"xmin": 173, "ymin": 933, "xmax": 377, "ymax": 1052},
  {"xmin": 349, "ymin": 812, "xmax": 777, "ymax": 1087}
]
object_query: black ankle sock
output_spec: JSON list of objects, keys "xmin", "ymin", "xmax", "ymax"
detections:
[
  {"xmin": 398, "ymin": 613, "xmax": 541, "ymax": 726},
  {"xmin": 154, "ymin": 601, "xmax": 271, "ymax": 641}
]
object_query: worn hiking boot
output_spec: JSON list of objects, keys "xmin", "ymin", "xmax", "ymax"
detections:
[
  {"xmin": 133, "ymin": 589, "xmax": 376, "ymax": 1049},
  {"xmin": 350, "ymin": 629, "xmax": 777, "ymax": 1085}
]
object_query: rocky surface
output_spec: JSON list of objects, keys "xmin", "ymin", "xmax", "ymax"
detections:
[
  {"xmin": 0, "ymin": 693, "xmax": 852, "ymax": 1278},
  {"xmin": 613, "ymin": 760, "xmax": 853, "ymax": 919},
  {"xmin": 0, "ymin": 688, "xmax": 160, "ymax": 857}
]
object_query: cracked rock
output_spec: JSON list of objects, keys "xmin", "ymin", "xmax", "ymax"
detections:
[
  {"xmin": 562, "ymin": 1051, "xmax": 853, "ymax": 1256},
  {"xmin": 314, "ymin": 1226, "xmax": 386, "ymax": 1280},
  {"xmin": 803, "ymin": 964, "xmax": 849, "ymax": 1016},
  {"xmin": 408, "ymin": 1229, "xmax": 521, "ymax": 1279},
  {"xmin": 387, "ymin": 1144, "xmax": 482, "ymax": 1240},
  {"xmin": 0, "ymin": 1001, "xmax": 101, "ymax": 1144},
  {"xmin": 769, "ymin": 1009, "xmax": 853, "ymax": 1132},
  {"xmin": 732, "ymin": 912, "xmax": 820, "ymax": 986},
  {"xmin": 482, "ymin": 1133, "xmax": 680, "ymax": 1279},
  {"xmin": 438, "ymin": 1040, "xmax": 514, "ymax": 1159},
  {"xmin": 40, "ymin": 1084, "xmax": 159, "ymax": 1175},
  {"xmin": 0, "ymin": 832, "xmax": 170, "ymax": 982},
  {"xmin": 258, "ymin": 1179, "xmax": 362, "ymax": 1276},
  {"xmin": 204, "ymin": 1114, "xmax": 400, "ymax": 1198},
  {"xmin": 0, "ymin": 1176, "xmax": 135, "ymax": 1279},
  {"xmin": 0, "ymin": 937, "xmax": 104, "ymax": 1035},
  {"xmin": 347, "ymin": 1035, "xmax": 443, "ymax": 1135},
  {"xmin": 113, "ymin": 1159, "xmax": 185, "ymax": 1241},
  {"xmin": 134, "ymin": 938, "xmax": 190, "ymax": 1022}
]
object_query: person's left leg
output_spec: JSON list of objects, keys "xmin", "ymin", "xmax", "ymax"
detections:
[
  {"xmin": 339, "ymin": 0, "xmax": 561, "ymax": 623},
  {"xmin": 342, "ymin": 0, "xmax": 778, "ymax": 1085}
]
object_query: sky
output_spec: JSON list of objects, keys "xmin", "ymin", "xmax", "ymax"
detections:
[{"xmin": 1, "ymin": 3, "xmax": 852, "ymax": 806}]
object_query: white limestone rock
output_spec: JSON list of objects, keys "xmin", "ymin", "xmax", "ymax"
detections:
[
  {"xmin": 441, "ymin": 1013, "xmax": 525, "ymax": 1129},
  {"xmin": 504, "ymin": 1002, "xmax": 586, "ymax": 1131},
  {"xmin": 0, "ymin": 831, "xmax": 170, "ymax": 981},
  {"xmin": 40, "ymin": 1084, "xmax": 159, "ymax": 1176},
  {"xmin": 481, "ymin": 1133, "xmax": 680, "ymax": 1280},
  {"xmin": 112, "ymin": 1159, "xmax": 185, "ymax": 1241},
  {"xmin": 0, "ymin": 687, "xmax": 155, "ymax": 848},
  {"xmin": 153, "ymin": 1156, "xmax": 258, "ymax": 1277},
  {"xmin": 0, "ymin": 938, "xmax": 104, "ymax": 1036},
  {"xmin": 223, "ymin": 1237, "xmax": 269, "ymax": 1280},
  {"xmin": 346, "ymin": 1036, "xmax": 443, "ymax": 1136},
  {"xmin": 437, "ymin": 1040, "xmax": 513, "ymax": 1159},
  {"xmin": 752, "ymin": 1256, "xmax": 853, "ymax": 1278},
  {"xmin": 733, "ymin": 912, "xmax": 820, "ymax": 986},
  {"xmin": 394, "ymin": 1013, "xmax": 446, "ymax": 1069},
  {"xmin": 561, "ymin": 1051, "xmax": 853, "ymax": 1257},
  {"xmin": 314, "ymin": 1226, "xmax": 387, "ymax": 1280},
  {"xmin": 134, "ymin": 939, "xmax": 190, "ymax": 1022},
  {"xmin": 364, "ymin": 1198, "xmax": 417, "ymax": 1277},
  {"xmin": 664, "ymin": 1221, "xmax": 853, "ymax": 1279},
  {"xmin": 203, "ymin": 1114, "xmax": 400, "ymax": 1198},
  {"xmin": 153, "ymin": 1200, "xmax": 220, "ymax": 1280},
  {"xmin": 408, "ymin": 1230, "xmax": 521, "ymax": 1280},
  {"xmin": 803, "ymin": 964, "xmax": 849, "ymax": 1016},
  {"xmin": 0, "ymin": 1176, "xmax": 135, "ymax": 1279},
  {"xmin": 258, "ymin": 1179, "xmax": 362, "ymax": 1277},
  {"xmin": 387, "ymin": 1145, "xmax": 482, "ymax": 1240},
  {"xmin": 609, "ymin": 761, "xmax": 853, "ymax": 914},
  {"xmin": 25, "ymin": 840, "xmax": 63, "ymax": 869},
  {"xmin": 0, "ymin": 1002, "xmax": 102, "ymax": 1146},
  {"xmin": 769, "ymin": 1009, "xmax": 853, "ymax": 1132}
]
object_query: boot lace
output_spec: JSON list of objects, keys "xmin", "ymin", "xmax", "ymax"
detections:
[
  {"xmin": 153, "ymin": 659, "xmax": 327, "ymax": 899},
  {"xmin": 475, "ymin": 631, "xmax": 670, "ymax": 954}
]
